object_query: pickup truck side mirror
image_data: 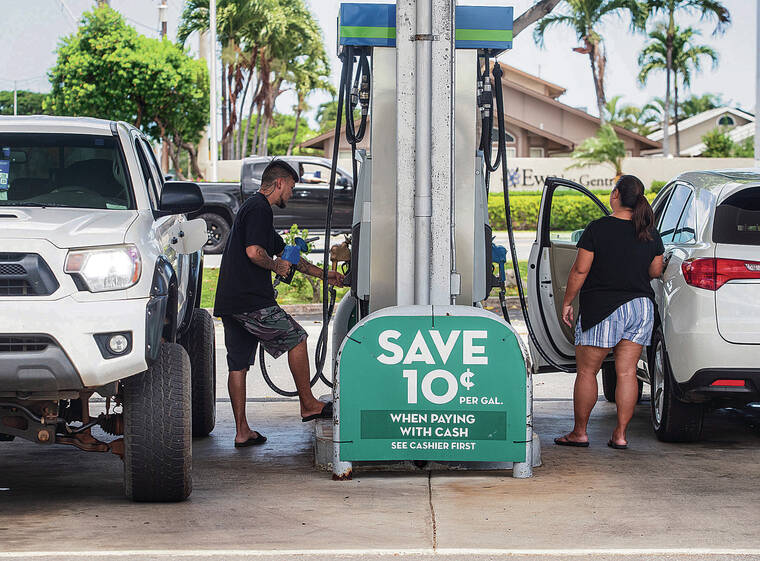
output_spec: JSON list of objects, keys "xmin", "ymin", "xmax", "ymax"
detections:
[
  {"xmin": 157, "ymin": 181, "xmax": 203, "ymax": 216},
  {"xmin": 337, "ymin": 176, "xmax": 352, "ymax": 188}
]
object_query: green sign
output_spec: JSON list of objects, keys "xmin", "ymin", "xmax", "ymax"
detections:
[{"xmin": 337, "ymin": 306, "xmax": 527, "ymax": 462}]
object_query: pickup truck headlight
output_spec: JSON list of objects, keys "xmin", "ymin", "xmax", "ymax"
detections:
[{"xmin": 64, "ymin": 245, "xmax": 142, "ymax": 292}]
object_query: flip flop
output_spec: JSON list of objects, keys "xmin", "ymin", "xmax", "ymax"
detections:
[
  {"xmin": 302, "ymin": 401, "xmax": 333, "ymax": 422},
  {"xmin": 554, "ymin": 436, "xmax": 590, "ymax": 447},
  {"xmin": 607, "ymin": 439, "xmax": 628, "ymax": 450},
  {"xmin": 234, "ymin": 433, "xmax": 267, "ymax": 447}
]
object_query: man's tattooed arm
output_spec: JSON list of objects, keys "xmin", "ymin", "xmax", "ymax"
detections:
[{"xmin": 295, "ymin": 256, "xmax": 325, "ymax": 278}]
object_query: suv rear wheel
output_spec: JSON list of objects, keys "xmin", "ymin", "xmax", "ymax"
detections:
[
  {"xmin": 181, "ymin": 308, "xmax": 216, "ymax": 437},
  {"xmin": 649, "ymin": 329, "xmax": 703, "ymax": 442},
  {"xmin": 123, "ymin": 342, "xmax": 192, "ymax": 502}
]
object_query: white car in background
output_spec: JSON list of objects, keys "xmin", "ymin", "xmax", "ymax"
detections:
[
  {"xmin": 527, "ymin": 172, "xmax": 760, "ymax": 442},
  {"xmin": 645, "ymin": 170, "xmax": 760, "ymax": 441}
]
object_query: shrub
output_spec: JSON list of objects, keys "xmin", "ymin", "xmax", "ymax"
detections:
[{"xmin": 650, "ymin": 180, "xmax": 667, "ymax": 194}]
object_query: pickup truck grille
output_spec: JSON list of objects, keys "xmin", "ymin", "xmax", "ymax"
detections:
[
  {"xmin": 0, "ymin": 335, "xmax": 53, "ymax": 353},
  {"xmin": 0, "ymin": 253, "xmax": 59, "ymax": 296}
]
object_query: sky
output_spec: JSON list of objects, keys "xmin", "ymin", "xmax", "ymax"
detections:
[{"xmin": 3, "ymin": 0, "xmax": 757, "ymax": 129}]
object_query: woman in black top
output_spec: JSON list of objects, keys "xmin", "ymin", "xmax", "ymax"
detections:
[{"xmin": 554, "ymin": 175, "xmax": 664, "ymax": 449}]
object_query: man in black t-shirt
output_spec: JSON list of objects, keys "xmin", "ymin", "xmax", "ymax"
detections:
[{"xmin": 213, "ymin": 160, "xmax": 344, "ymax": 447}]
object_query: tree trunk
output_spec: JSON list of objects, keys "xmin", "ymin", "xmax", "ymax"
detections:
[
  {"xmin": 588, "ymin": 41, "xmax": 606, "ymax": 124},
  {"xmin": 221, "ymin": 63, "xmax": 229, "ymax": 159},
  {"xmin": 260, "ymin": 117, "xmax": 271, "ymax": 157},
  {"xmin": 674, "ymin": 77, "xmax": 680, "ymax": 156},
  {"xmin": 253, "ymin": 103, "xmax": 263, "ymax": 154},
  {"xmin": 182, "ymin": 141, "xmax": 205, "ymax": 180},
  {"xmin": 236, "ymin": 69, "xmax": 253, "ymax": 159},
  {"xmin": 663, "ymin": 18, "xmax": 673, "ymax": 158},
  {"xmin": 168, "ymin": 140, "xmax": 187, "ymax": 181},
  {"xmin": 513, "ymin": 0, "xmax": 563, "ymax": 38},
  {"xmin": 287, "ymin": 105, "xmax": 302, "ymax": 156},
  {"xmin": 242, "ymin": 77, "xmax": 261, "ymax": 157}
]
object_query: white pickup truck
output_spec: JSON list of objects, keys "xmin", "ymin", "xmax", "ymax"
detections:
[{"xmin": 0, "ymin": 116, "xmax": 215, "ymax": 502}]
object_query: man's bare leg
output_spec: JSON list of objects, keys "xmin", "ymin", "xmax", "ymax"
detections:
[
  {"xmin": 228, "ymin": 368, "xmax": 263, "ymax": 443},
  {"xmin": 287, "ymin": 339, "xmax": 327, "ymax": 418}
]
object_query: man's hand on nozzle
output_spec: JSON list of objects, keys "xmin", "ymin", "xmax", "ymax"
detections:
[
  {"xmin": 327, "ymin": 271, "xmax": 344, "ymax": 287},
  {"xmin": 273, "ymin": 259, "xmax": 291, "ymax": 277}
]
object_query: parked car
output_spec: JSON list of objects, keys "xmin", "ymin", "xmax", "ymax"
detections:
[
  {"xmin": 527, "ymin": 172, "xmax": 760, "ymax": 442},
  {"xmin": 192, "ymin": 155, "xmax": 355, "ymax": 253},
  {"xmin": 0, "ymin": 116, "xmax": 216, "ymax": 501}
]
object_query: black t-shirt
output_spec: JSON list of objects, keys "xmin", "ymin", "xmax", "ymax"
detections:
[
  {"xmin": 213, "ymin": 193, "xmax": 285, "ymax": 316},
  {"xmin": 576, "ymin": 216, "xmax": 664, "ymax": 331}
]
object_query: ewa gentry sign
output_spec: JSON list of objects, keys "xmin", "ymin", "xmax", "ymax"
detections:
[{"xmin": 337, "ymin": 306, "xmax": 528, "ymax": 462}]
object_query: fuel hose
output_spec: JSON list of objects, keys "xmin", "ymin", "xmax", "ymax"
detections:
[{"xmin": 485, "ymin": 53, "xmax": 574, "ymax": 374}]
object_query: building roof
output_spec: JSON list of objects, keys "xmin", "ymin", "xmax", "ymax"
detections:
[
  {"xmin": 498, "ymin": 62, "xmax": 566, "ymax": 99},
  {"xmin": 648, "ymin": 107, "xmax": 755, "ymax": 141},
  {"xmin": 680, "ymin": 122, "xmax": 756, "ymax": 157},
  {"xmin": 504, "ymin": 79, "xmax": 661, "ymax": 148}
]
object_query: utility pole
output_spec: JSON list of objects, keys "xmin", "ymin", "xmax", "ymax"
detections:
[
  {"xmin": 13, "ymin": 81, "xmax": 17, "ymax": 116},
  {"xmin": 159, "ymin": 0, "xmax": 170, "ymax": 174},
  {"xmin": 756, "ymin": 0, "xmax": 760, "ymax": 167},
  {"xmin": 209, "ymin": 0, "xmax": 219, "ymax": 181}
]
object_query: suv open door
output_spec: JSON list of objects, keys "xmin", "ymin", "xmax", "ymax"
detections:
[{"xmin": 526, "ymin": 178, "xmax": 609, "ymax": 372}]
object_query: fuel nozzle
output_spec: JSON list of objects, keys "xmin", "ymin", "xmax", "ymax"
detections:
[
  {"xmin": 275, "ymin": 237, "xmax": 314, "ymax": 285},
  {"xmin": 491, "ymin": 242, "xmax": 510, "ymax": 322}
]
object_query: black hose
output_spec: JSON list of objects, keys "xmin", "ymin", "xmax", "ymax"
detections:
[
  {"xmin": 313, "ymin": 47, "xmax": 353, "ymax": 388},
  {"xmin": 489, "ymin": 55, "xmax": 573, "ymax": 374}
]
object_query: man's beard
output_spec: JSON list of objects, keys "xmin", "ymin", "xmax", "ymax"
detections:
[{"xmin": 276, "ymin": 199, "xmax": 287, "ymax": 209}]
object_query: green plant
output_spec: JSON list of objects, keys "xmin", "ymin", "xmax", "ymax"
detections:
[
  {"xmin": 650, "ymin": 180, "xmax": 667, "ymax": 193},
  {"xmin": 701, "ymin": 128, "xmax": 734, "ymax": 157},
  {"xmin": 568, "ymin": 124, "xmax": 626, "ymax": 176}
]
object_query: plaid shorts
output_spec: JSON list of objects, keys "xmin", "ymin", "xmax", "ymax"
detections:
[
  {"xmin": 575, "ymin": 297, "xmax": 654, "ymax": 348},
  {"xmin": 221, "ymin": 306, "xmax": 308, "ymax": 370}
]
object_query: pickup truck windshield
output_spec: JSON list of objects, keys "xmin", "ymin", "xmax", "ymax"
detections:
[{"xmin": 0, "ymin": 133, "xmax": 134, "ymax": 210}]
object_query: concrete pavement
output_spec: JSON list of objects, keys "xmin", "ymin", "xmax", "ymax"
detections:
[{"xmin": 1, "ymin": 311, "xmax": 760, "ymax": 560}]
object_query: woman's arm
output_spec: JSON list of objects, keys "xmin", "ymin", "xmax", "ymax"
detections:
[
  {"xmin": 561, "ymin": 248, "xmax": 594, "ymax": 327},
  {"xmin": 649, "ymin": 254, "xmax": 665, "ymax": 279}
]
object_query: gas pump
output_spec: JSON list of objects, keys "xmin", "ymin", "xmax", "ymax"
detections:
[{"xmin": 324, "ymin": 2, "xmax": 539, "ymax": 480}]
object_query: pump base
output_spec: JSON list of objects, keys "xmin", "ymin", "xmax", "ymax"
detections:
[{"xmin": 314, "ymin": 417, "xmax": 541, "ymax": 473}]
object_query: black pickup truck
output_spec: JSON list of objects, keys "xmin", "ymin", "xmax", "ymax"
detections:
[{"xmin": 190, "ymin": 155, "xmax": 354, "ymax": 253}]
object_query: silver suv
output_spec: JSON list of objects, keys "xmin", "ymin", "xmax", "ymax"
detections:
[{"xmin": 0, "ymin": 116, "xmax": 216, "ymax": 501}]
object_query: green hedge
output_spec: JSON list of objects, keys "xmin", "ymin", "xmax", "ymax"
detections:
[
  {"xmin": 488, "ymin": 191, "xmax": 656, "ymax": 231},
  {"xmin": 650, "ymin": 180, "xmax": 667, "ymax": 194}
]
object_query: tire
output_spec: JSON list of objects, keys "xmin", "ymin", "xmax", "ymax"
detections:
[
  {"xmin": 200, "ymin": 212, "xmax": 230, "ymax": 254},
  {"xmin": 181, "ymin": 308, "xmax": 216, "ymax": 437},
  {"xmin": 601, "ymin": 362, "xmax": 643, "ymax": 403},
  {"xmin": 649, "ymin": 329, "xmax": 703, "ymax": 442},
  {"xmin": 123, "ymin": 342, "xmax": 192, "ymax": 502}
]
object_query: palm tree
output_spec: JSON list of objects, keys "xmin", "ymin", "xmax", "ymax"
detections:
[
  {"xmin": 604, "ymin": 96, "xmax": 659, "ymax": 136},
  {"xmin": 568, "ymin": 124, "xmax": 626, "ymax": 177},
  {"xmin": 286, "ymin": 56, "xmax": 334, "ymax": 155},
  {"xmin": 644, "ymin": 0, "xmax": 730, "ymax": 156},
  {"xmin": 679, "ymin": 92, "xmax": 722, "ymax": 119},
  {"xmin": 533, "ymin": 0, "xmax": 645, "ymax": 123},
  {"xmin": 639, "ymin": 23, "xmax": 718, "ymax": 154}
]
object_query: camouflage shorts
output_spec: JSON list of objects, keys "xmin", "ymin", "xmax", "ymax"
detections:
[{"xmin": 221, "ymin": 306, "xmax": 308, "ymax": 370}]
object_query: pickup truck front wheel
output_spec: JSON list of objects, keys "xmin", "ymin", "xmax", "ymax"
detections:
[
  {"xmin": 181, "ymin": 308, "xmax": 216, "ymax": 437},
  {"xmin": 123, "ymin": 342, "xmax": 192, "ymax": 502},
  {"xmin": 199, "ymin": 212, "xmax": 230, "ymax": 254}
]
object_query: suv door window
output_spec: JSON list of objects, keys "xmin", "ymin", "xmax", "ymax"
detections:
[
  {"xmin": 139, "ymin": 139, "xmax": 164, "ymax": 198},
  {"xmin": 713, "ymin": 187, "xmax": 760, "ymax": 245},
  {"xmin": 673, "ymin": 191, "xmax": 696, "ymax": 244},
  {"xmin": 134, "ymin": 138, "xmax": 159, "ymax": 209},
  {"xmin": 658, "ymin": 184, "xmax": 691, "ymax": 244}
]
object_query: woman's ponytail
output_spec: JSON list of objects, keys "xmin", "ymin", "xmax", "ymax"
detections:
[{"xmin": 615, "ymin": 175, "xmax": 654, "ymax": 241}]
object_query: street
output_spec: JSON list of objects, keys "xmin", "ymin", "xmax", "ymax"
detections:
[{"xmin": 1, "ymin": 312, "xmax": 759, "ymax": 560}]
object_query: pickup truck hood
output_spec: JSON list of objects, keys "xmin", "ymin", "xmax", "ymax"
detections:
[{"xmin": 0, "ymin": 208, "xmax": 138, "ymax": 248}]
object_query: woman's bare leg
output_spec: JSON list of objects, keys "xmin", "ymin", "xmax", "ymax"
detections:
[
  {"xmin": 611, "ymin": 339, "xmax": 643, "ymax": 446},
  {"xmin": 557, "ymin": 345, "xmax": 609, "ymax": 443}
]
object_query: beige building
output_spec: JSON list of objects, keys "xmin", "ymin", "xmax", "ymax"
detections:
[
  {"xmin": 647, "ymin": 107, "xmax": 755, "ymax": 157},
  {"xmin": 300, "ymin": 63, "xmax": 660, "ymax": 158}
]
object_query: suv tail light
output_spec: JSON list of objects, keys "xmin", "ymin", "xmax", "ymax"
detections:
[{"xmin": 682, "ymin": 258, "xmax": 760, "ymax": 291}]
